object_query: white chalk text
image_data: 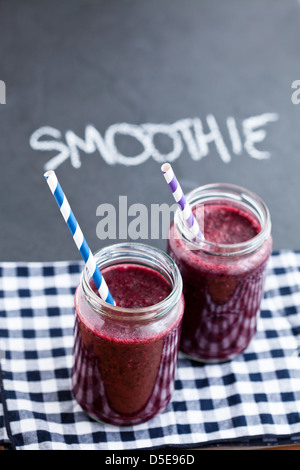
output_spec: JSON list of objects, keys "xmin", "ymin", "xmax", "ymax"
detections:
[
  {"xmin": 291, "ymin": 80, "xmax": 300, "ymax": 105},
  {"xmin": 0, "ymin": 80, "xmax": 6, "ymax": 104},
  {"xmin": 30, "ymin": 113, "xmax": 279, "ymax": 171}
]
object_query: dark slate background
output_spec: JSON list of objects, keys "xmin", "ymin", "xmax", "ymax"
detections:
[{"xmin": 1, "ymin": 0, "xmax": 300, "ymax": 261}]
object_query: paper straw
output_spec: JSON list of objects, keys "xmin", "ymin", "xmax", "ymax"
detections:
[
  {"xmin": 161, "ymin": 163, "xmax": 204, "ymax": 241},
  {"xmin": 44, "ymin": 171, "xmax": 115, "ymax": 305}
]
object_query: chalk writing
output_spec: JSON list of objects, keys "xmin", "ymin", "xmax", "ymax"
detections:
[
  {"xmin": 29, "ymin": 113, "xmax": 279, "ymax": 171},
  {"xmin": 291, "ymin": 80, "xmax": 300, "ymax": 104},
  {"xmin": 0, "ymin": 80, "xmax": 6, "ymax": 105}
]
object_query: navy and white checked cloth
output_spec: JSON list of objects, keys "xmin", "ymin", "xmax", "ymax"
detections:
[{"xmin": 0, "ymin": 251, "xmax": 300, "ymax": 450}]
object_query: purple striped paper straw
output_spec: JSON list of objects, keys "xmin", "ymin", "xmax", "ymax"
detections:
[{"xmin": 161, "ymin": 163, "xmax": 204, "ymax": 242}]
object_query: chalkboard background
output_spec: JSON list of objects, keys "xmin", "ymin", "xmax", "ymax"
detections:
[{"xmin": 1, "ymin": 0, "xmax": 300, "ymax": 262}]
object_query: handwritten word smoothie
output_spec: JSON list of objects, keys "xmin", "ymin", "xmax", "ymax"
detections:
[
  {"xmin": 72, "ymin": 243, "xmax": 184, "ymax": 425},
  {"xmin": 167, "ymin": 184, "xmax": 272, "ymax": 362}
]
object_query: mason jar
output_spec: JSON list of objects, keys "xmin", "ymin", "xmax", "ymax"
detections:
[
  {"xmin": 71, "ymin": 242, "xmax": 184, "ymax": 426},
  {"xmin": 167, "ymin": 183, "xmax": 272, "ymax": 363}
]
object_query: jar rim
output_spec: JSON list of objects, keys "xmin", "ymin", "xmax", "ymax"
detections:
[
  {"xmin": 81, "ymin": 242, "xmax": 183, "ymax": 321},
  {"xmin": 174, "ymin": 182, "xmax": 271, "ymax": 256}
]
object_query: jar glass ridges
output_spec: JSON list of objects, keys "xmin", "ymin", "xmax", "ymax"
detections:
[
  {"xmin": 71, "ymin": 243, "xmax": 184, "ymax": 425},
  {"xmin": 167, "ymin": 183, "xmax": 272, "ymax": 363}
]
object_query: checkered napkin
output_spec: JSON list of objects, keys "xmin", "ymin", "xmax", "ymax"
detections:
[{"xmin": 0, "ymin": 251, "xmax": 300, "ymax": 450}]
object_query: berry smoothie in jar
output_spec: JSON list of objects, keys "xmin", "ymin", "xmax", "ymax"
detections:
[
  {"xmin": 72, "ymin": 243, "xmax": 184, "ymax": 426},
  {"xmin": 167, "ymin": 183, "xmax": 272, "ymax": 363}
]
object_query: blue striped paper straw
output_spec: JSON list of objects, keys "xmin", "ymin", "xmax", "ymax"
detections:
[
  {"xmin": 44, "ymin": 171, "xmax": 115, "ymax": 305},
  {"xmin": 161, "ymin": 163, "xmax": 204, "ymax": 241}
]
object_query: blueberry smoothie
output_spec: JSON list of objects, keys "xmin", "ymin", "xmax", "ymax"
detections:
[
  {"xmin": 72, "ymin": 245, "xmax": 184, "ymax": 426},
  {"xmin": 167, "ymin": 184, "xmax": 272, "ymax": 362}
]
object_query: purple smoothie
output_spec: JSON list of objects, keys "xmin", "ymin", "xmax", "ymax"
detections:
[
  {"xmin": 72, "ymin": 264, "xmax": 184, "ymax": 425},
  {"xmin": 168, "ymin": 203, "xmax": 272, "ymax": 362}
]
